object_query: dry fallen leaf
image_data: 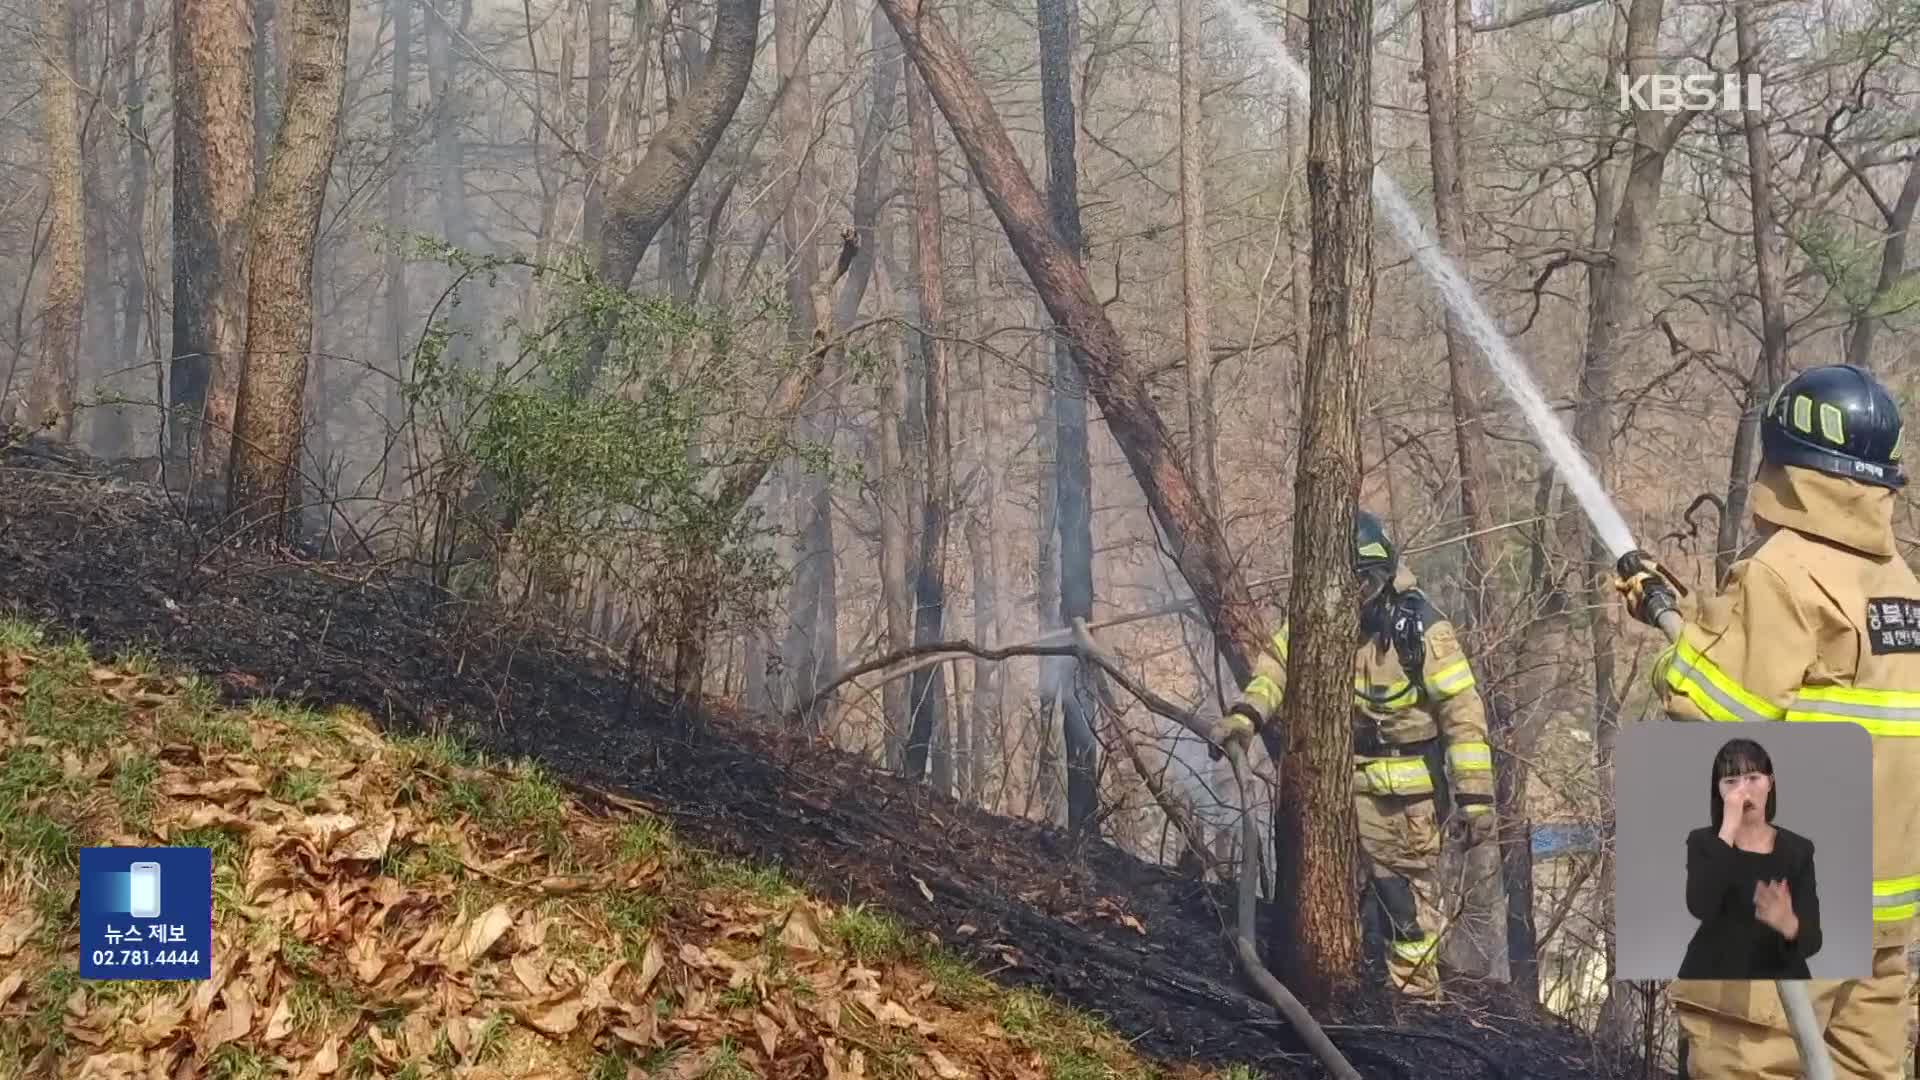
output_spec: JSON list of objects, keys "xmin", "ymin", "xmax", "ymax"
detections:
[
  {"xmin": 296, "ymin": 1036, "xmax": 341, "ymax": 1080},
  {"xmin": 348, "ymin": 935, "xmax": 385, "ymax": 984},
  {"xmin": 511, "ymin": 953, "xmax": 552, "ymax": 998},
  {"xmin": 331, "ymin": 816, "xmax": 397, "ymax": 863},
  {"xmin": 913, "ymin": 875, "xmax": 935, "ymax": 903},
  {"xmin": 632, "ymin": 936, "xmax": 665, "ymax": 998},
  {"xmin": 126, "ymin": 995, "xmax": 187, "ymax": 1047},
  {"xmin": 202, "ymin": 977, "xmax": 257, "ymax": 1053},
  {"xmin": 925, "ymin": 1048, "xmax": 970, "ymax": 1079},
  {"xmin": 753, "ymin": 1009, "xmax": 781, "ymax": 1058},
  {"xmin": 74, "ymin": 1049, "xmax": 145, "ymax": 1079},
  {"xmin": 777, "ymin": 906, "xmax": 826, "ymax": 953},
  {"xmin": 458, "ymin": 903, "xmax": 515, "ymax": 964},
  {"xmin": 0, "ymin": 910, "xmax": 40, "ymax": 959},
  {"xmin": 262, "ymin": 993, "xmax": 295, "ymax": 1042},
  {"xmin": 0, "ymin": 970, "xmax": 24, "ymax": 1009},
  {"xmin": 519, "ymin": 992, "xmax": 586, "ymax": 1036}
]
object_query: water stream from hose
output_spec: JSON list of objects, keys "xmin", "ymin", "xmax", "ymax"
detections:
[{"xmin": 1216, "ymin": 0, "xmax": 1639, "ymax": 559}]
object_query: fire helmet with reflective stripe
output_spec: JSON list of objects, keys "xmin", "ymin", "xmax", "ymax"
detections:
[
  {"xmin": 1761, "ymin": 364, "xmax": 1906, "ymax": 489},
  {"xmin": 1354, "ymin": 510, "xmax": 1396, "ymax": 579}
]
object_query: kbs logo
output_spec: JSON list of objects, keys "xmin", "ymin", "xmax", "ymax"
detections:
[{"xmin": 1618, "ymin": 73, "xmax": 1763, "ymax": 113}]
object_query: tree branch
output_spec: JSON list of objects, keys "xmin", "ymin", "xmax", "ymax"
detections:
[{"xmin": 1473, "ymin": 0, "xmax": 1601, "ymax": 32}]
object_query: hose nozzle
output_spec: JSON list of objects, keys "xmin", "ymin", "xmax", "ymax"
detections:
[{"xmin": 1616, "ymin": 549, "xmax": 1687, "ymax": 628}]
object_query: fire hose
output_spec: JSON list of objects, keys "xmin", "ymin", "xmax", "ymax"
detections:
[{"xmin": 1616, "ymin": 550, "xmax": 1833, "ymax": 1080}]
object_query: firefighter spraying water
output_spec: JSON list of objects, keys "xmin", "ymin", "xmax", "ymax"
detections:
[{"xmin": 1197, "ymin": 2, "xmax": 1909, "ymax": 1073}]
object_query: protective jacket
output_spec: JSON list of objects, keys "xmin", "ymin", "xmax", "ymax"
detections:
[
  {"xmin": 1658, "ymin": 464, "xmax": 1920, "ymax": 1040},
  {"xmin": 1228, "ymin": 566, "xmax": 1496, "ymax": 811},
  {"xmin": 1655, "ymin": 463, "xmax": 1920, "ymax": 954}
]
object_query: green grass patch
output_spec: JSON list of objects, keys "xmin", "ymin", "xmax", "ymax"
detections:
[
  {"xmin": 383, "ymin": 837, "xmax": 465, "ymax": 885},
  {"xmin": 704, "ymin": 1037, "xmax": 754, "ymax": 1080},
  {"xmin": 829, "ymin": 904, "xmax": 910, "ymax": 966},
  {"xmin": 162, "ymin": 676, "xmax": 250, "ymax": 751},
  {"xmin": 616, "ymin": 817, "xmax": 674, "ymax": 862},
  {"xmin": 994, "ymin": 989, "xmax": 1146, "ymax": 1080},
  {"xmin": 921, "ymin": 945, "xmax": 992, "ymax": 1006},
  {"xmin": 605, "ymin": 890, "xmax": 668, "ymax": 940},
  {"xmin": 21, "ymin": 665, "xmax": 127, "ymax": 750},
  {"xmin": 471, "ymin": 1010, "xmax": 510, "ymax": 1063},
  {"xmin": 112, "ymin": 750, "xmax": 159, "ymax": 827},
  {"xmin": 253, "ymin": 700, "xmax": 340, "ymax": 741},
  {"xmin": 690, "ymin": 854, "xmax": 794, "ymax": 901},
  {"xmin": 109, "ymin": 644, "xmax": 162, "ymax": 675},
  {"xmin": 272, "ymin": 766, "xmax": 330, "ymax": 808},
  {"xmin": 0, "ymin": 614, "xmax": 46, "ymax": 650}
]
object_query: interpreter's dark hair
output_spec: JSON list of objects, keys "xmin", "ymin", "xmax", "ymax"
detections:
[{"xmin": 1709, "ymin": 737, "xmax": 1776, "ymax": 828}]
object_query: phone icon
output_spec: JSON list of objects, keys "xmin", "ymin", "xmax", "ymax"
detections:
[{"xmin": 128, "ymin": 862, "xmax": 162, "ymax": 919}]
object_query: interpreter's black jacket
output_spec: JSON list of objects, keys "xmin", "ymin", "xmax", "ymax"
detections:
[{"xmin": 1677, "ymin": 825, "xmax": 1821, "ymax": 980}]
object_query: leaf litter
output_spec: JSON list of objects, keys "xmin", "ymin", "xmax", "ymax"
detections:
[{"xmin": 0, "ymin": 641, "xmax": 1232, "ymax": 1080}]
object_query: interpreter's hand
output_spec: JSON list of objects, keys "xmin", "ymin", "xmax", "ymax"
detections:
[
  {"xmin": 1754, "ymin": 878, "xmax": 1799, "ymax": 940},
  {"xmin": 1207, "ymin": 706, "xmax": 1259, "ymax": 762},
  {"xmin": 1718, "ymin": 792, "xmax": 1750, "ymax": 846}
]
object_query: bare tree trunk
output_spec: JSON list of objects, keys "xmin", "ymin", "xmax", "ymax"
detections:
[
  {"xmin": 254, "ymin": 0, "xmax": 280, "ymax": 176},
  {"xmin": 872, "ymin": 0, "xmax": 1271, "ymax": 737},
  {"xmin": 1844, "ymin": 157, "xmax": 1920, "ymax": 371},
  {"xmin": 578, "ymin": 0, "xmax": 760, "ymax": 391},
  {"xmin": 1267, "ymin": 0, "xmax": 1372, "ymax": 1008},
  {"xmin": 424, "ymin": 0, "xmax": 470, "ymax": 252},
  {"xmin": 26, "ymin": 0, "xmax": 84, "ymax": 442},
  {"xmin": 776, "ymin": 0, "xmax": 838, "ymax": 734},
  {"xmin": 583, "ymin": 0, "xmax": 611, "ymax": 242},
  {"xmin": 1712, "ymin": 0, "xmax": 1787, "ymax": 580},
  {"xmin": 964, "ymin": 181, "xmax": 1007, "ymax": 809},
  {"xmin": 383, "ymin": 0, "xmax": 413, "ymax": 498},
  {"xmin": 25, "ymin": 0, "xmax": 83, "ymax": 441},
  {"xmin": 1576, "ymin": 0, "xmax": 1687, "ymax": 1036},
  {"xmin": 226, "ymin": 0, "xmax": 351, "ymax": 538},
  {"xmin": 1177, "ymin": 0, "xmax": 1215, "ymax": 506},
  {"xmin": 117, "ymin": 0, "xmax": 152, "ymax": 448},
  {"xmin": 595, "ymin": 0, "xmax": 760, "ymax": 303},
  {"xmin": 903, "ymin": 64, "xmax": 954, "ymax": 793},
  {"xmin": 1035, "ymin": 0, "xmax": 1103, "ymax": 838},
  {"xmin": 879, "ymin": 325, "xmax": 914, "ymax": 770},
  {"xmin": 1031, "ymin": 296, "xmax": 1065, "ymax": 825},
  {"xmin": 1416, "ymin": 0, "xmax": 1504, "ymax": 981},
  {"xmin": 170, "ymin": 0, "xmax": 256, "ymax": 480}
]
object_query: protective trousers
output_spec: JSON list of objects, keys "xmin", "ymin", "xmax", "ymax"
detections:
[
  {"xmin": 1355, "ymin": 788, "xmax": 1443, "ymax": 998},
  {"xmin": 1674, "ymin": 944, "xmax": 1912, "ymax": 1079}
]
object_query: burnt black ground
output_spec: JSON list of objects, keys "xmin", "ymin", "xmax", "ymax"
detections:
[{"xmin": 0, "ymin": 439, "xmax": 1656, "ymax": 1080}]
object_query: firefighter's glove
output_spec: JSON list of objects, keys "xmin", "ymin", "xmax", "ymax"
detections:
[
  {"xmin": 1614, "ymin": 563, "xmax": 1677, "ymax": 628},
  {"xmin": 1447, "ymin": 804, "xmax": 1496, "ymax": 848},
  {"xmin": 1458, "ymin": 805, "xmax": 1497, "ymax": 848},
  {"xmin": 1208, "ymin": 705, "xmax": 1260, "ymax": 761}
]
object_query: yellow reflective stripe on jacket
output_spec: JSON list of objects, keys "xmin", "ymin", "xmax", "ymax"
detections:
[
  {"xmin": 1784, "ymin": 686, "xmax": 1920, "ymax": 738},
  {"xmin": 1271, "ymin": 630, "xmax": 1289, "ymax": 660},
  {"xmin": 1244, "ymin": 675, "xmax": 1283, "ymax": 713},
  {"xmin": 1664, "ymin": 638, "xmax": 1788, "ymax": 723},
  {"xmin": 1357, "ymin": 677, "xmax": 1419, "ymax": 710},
  {"xmin": 1357, "ymin": 756, "xmax": 1434, "ymax": 796},
  {"xmin": 1874, "ymin": 875, "xmax": 1920, "ymax": 923},
  {"xmin": 1446, "ymin": 740, "xmax": 1493, "ymax": 775},
  {"xmin": 1391, "ymin": 933, "xmax": 1438, "ymax": 963},
  {"xmin": 1424, "ymin": 658, "xmax": 1476, "ymax": 700}
]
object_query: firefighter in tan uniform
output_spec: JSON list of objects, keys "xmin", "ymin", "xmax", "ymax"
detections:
[
  {"xmin": 1617, "ymin": 363, "xmax": 1920, "ymax": 1079},
  {"xmin": 1211, "ymin": 510, "xmax": 1498, "ymax": 999}
]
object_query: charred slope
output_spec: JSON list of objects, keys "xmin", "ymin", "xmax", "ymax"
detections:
[{"xmin": 0, "ymin": 442, "xmax": 1634, "ymax": 1079}]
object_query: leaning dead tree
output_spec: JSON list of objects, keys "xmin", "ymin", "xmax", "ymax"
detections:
[{"xmin": 872, "ymin": 0, "xmax": 1365, "ymax": 1040}]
